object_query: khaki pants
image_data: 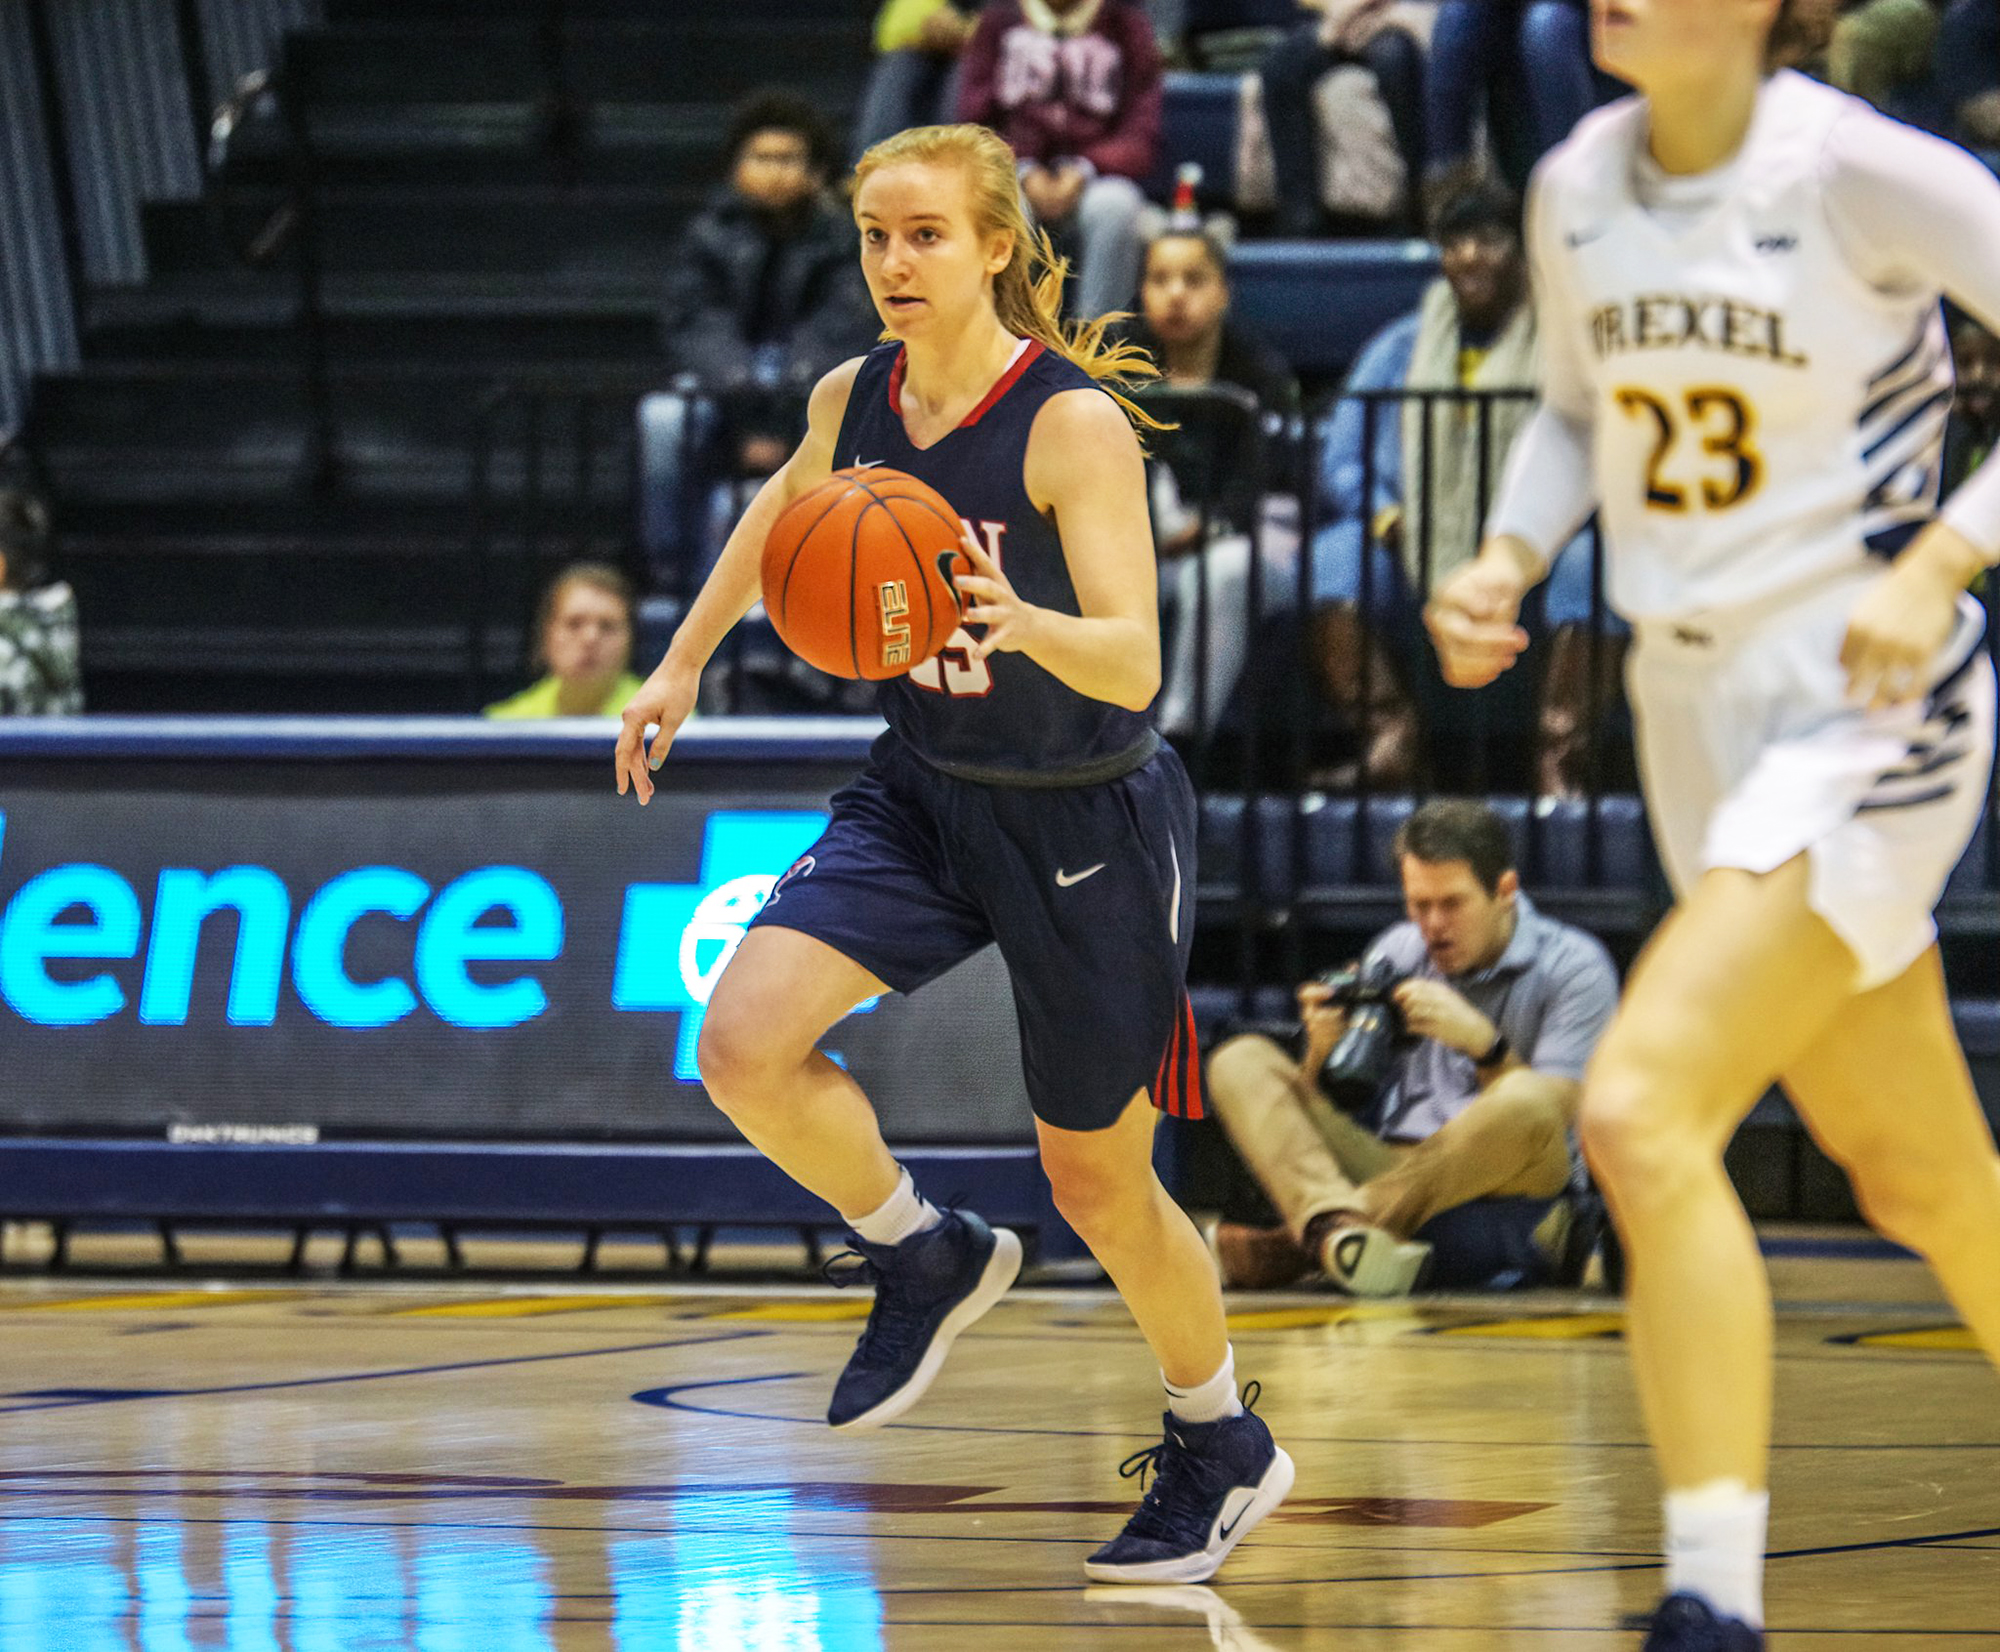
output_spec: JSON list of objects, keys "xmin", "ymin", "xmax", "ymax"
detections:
[{"xmin": 1205, "ymin": 1032, "xmax": 1573, "ymax": 1243}]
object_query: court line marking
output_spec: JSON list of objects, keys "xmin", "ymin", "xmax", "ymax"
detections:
[
  {"xmin": 0, "ymin": 1330, "xmax": 768, "ymax": 1414},
  {"xmin": 634, "ymin": 1371, "xmax": 2000, "ymax": 1452}
]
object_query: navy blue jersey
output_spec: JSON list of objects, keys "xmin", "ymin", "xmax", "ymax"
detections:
[{"xmin": 832, "ymin": 338, "xmax": 1157, "ymax": 783}]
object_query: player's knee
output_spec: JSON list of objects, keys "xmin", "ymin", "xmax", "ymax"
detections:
[
  {"xmin": 1044, "ymin": 1155, "xmax": 1144, "ymax": 1241},
  {"xmin": 1204, "ymin": 1034, "xmax": 1291, "ymax": 1119},
  {"xmin": 1578, "ymin": 1054, "xmax": 1707, "ymax": 1206},
  {"xmin": 694, "ymin": 1006, "xmax": 788, "ymax": 1116}
]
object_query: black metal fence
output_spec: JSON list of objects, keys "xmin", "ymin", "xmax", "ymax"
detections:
[{"xmin": 461, "ymin": 369, "xmax": 2000, "ymax": 989}]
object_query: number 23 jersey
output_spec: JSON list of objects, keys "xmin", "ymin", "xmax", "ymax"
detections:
[{"xmin": 1527, "ymin": 70, "xmax": 1960, "ymax": 620}]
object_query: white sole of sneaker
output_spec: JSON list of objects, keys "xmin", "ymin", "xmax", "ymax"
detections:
[
  {"xmin": 1323, "ymin": 1225, "xmax": 1432, "ymax": 1297},
  {"xmin": 830, "ymin": 1225, "xmax": 1023, "ymax": 1433},
  {"xmin": 1081, "ymin": 1445, "xmax": 1297, "ymax": 1585}
]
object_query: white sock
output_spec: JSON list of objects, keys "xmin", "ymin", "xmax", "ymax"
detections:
[
  {"xmin": 1664, "ymin": 1479, "xmax": 1769, "ymax": 1629},
  {"xmin": 845, "ymin": 1166, "xmax": 944, "ymax": 1247},
  {"xmin": 1164, "ymin": 1345, "xmax": 1244, "ymax": 1425}
]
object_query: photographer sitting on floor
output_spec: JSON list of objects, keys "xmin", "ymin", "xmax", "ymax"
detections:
[{"xmin": 1206, "ymin": 799, "xmax": 1618, "ymax": 1295}]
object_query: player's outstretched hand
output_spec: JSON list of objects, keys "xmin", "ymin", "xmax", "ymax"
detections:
[
  {"xmin": 614, "ymin": 665, "xmax": 699, "ymax": 807},
  {"xmin": 1426, "ymin": 541, "xmax": 1533, "ymax": 689},
  {"xmin": 953, "ymin": 525, "xmax": 1038, "ymax": 660},
  {"xmin": 1841, "ymin": 522, "xmax": 1983, "ymax": 710}
]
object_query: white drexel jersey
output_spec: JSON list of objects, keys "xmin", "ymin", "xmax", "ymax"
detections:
[{"xmin": 1535, "ymin": 71, "xmax": 1951, "ymax": 620}]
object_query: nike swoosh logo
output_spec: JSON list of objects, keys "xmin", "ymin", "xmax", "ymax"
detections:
[
  {"xmin": 1565, "ymin": 227, "xmax": 1605, "ymax": 248},
  {"xmin": 1055, "ymin": 864, "xmax": 1105, "ymax": 887},
  {"xmin": 1214, "ymin": 1484, "xmax": 1259, "ymax": 1543},
  {"xmin": 853, "ymin": 459, "xmax": 885, "ymax": 470},
  {"xmin": 1168, "ymin": 837, "xmax": 1181, "ymax": 945}
]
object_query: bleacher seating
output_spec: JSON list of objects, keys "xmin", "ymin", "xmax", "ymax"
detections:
[
  {"xmin": 1227, "ymin": 240, "xmax": 1439, "ymax": 382},
  {"xmin": 1146, "ymin": 72, "xmax": 1242, "ymax": 207}
]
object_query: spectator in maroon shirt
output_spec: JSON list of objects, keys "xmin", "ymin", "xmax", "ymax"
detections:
[{"xmin": 957, "ymin": 0, "xmax": 1164, "ymax": 318}]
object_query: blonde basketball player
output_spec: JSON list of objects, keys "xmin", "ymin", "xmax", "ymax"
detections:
[{"xmin": 1425, "ymin": 2, "xmax": 2000, "ymax": 1646}]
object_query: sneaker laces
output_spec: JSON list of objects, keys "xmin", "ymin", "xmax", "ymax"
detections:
[
  {"xmin": 1114, "ymin": 1382, "xmax": 1262, "ymax": 1545},
  {"xmin": 821, "ymin": 1240, "xmax": 934, "ymax": 1371}
]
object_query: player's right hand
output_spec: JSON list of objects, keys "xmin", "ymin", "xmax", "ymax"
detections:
[
  {"xmin": 614, "ymin": 666, "xmax": 699, "ymax": 806},
  {"xmin": 1425, "ymin": 544, "xmax": 1533, "ymax": 689}
]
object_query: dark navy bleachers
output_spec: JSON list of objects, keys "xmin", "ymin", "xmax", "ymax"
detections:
[
  {"xmin": 1198, "ymin": 791, "xmax": 1659, "ymax": 906},
  {"xmin": 1226, "ymin": 241, "xmax": 1440, "ymax": 381},
  {"xmin": 1148, "ymin": 73, "xmax": 1242, "ymax": 207}
]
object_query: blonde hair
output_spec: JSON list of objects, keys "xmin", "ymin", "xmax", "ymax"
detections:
[{"xmin": 853, "ymin": 123, "xmax": 1168, "ymax": 435}]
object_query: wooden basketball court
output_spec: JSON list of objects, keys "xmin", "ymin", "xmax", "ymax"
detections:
[{"xmin": 1, "ymin": 1239, "xmax": 1992, "ymax": 1649}]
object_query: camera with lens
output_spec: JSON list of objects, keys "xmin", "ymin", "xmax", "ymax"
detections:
[{"xmin": 1314, "ymin": 956, "xmax": 1416, "ymax": 1113}]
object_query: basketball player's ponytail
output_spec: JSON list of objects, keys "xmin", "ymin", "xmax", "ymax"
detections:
[{"xmin": 853, "ymin": 124, "xmax": 1169, "ymax": 437}]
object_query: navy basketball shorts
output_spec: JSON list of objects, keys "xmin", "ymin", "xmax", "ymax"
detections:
[{"xmin": 748, "ymin": 734, "xmax": 1202, "ymax": 1131}]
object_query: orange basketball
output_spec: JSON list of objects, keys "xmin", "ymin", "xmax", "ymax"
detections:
[{"xmin": 762, "ymin": 467, "xmax": 965, "ymax": 681}]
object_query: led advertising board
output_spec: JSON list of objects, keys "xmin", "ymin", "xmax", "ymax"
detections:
[{"xmin": 0, "ymin": 748, "xmax": 1036, "ymax": 1143}]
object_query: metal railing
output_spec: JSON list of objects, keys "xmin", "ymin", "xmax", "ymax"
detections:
[{"xmin": 464, "ymin": 371, "xmax": 1999, "ymax": 986}]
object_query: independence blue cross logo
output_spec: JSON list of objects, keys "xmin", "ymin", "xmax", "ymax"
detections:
[{"xmin": 611, "ymin": 810, "xmax": 877, "ymax": 1079}]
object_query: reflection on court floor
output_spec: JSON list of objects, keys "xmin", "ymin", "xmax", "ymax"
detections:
[{"xmin": 0, "ymin": 1266, "xmax": 1991, "ymax": 1650}]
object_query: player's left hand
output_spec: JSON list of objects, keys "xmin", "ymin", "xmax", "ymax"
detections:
[
  {"xmin": 1392, "ymin": 978, "xmax": 1498, "ymax": 1060},
  {"xmin": 1841, "ymin": 522, "xmax": 1982, "ymax": 709},
  {"xmin": 953, "ymin": 525, "xmax": 1039, "ymax": 659}
]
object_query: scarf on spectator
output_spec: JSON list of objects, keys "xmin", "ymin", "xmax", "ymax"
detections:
[
  {"xmin": 1021, "ymin": 0, "xmax": 1106, "ymax": 36},
  {"xmin": 1397, "ymin": 277, "xmax": 1538, "ymax": 592}
]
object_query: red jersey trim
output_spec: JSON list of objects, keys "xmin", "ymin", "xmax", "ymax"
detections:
[
  {"xmin": 884, "ymin": 338, "xmax": 1046, "ymax": 434},
  {"xmin": 1149, "ymin": 990, "xmax": 1203, "ymax": 1120}
]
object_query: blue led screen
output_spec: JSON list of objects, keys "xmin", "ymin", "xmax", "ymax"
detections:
[{"xmin": 0, "ymin": 759, "xmax": 1035, "ymax": 1143}]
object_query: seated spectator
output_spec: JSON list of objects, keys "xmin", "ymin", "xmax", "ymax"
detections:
[
  {"xmin": 1936, "ymin": 0, "xmax": 2000, "ymax": 149},
  {"xmin": 1423, "ymin": 0, "xmax": 1606, "ymax": 207},
  {"xmin": 853, "ymin": 1, "xmax": 984, "ymax": 161},
  {"xmin": 957, "ymin": 0, "xmax": 1164, "ymax": 318},
  {"xmin": 1308, "ymin": 181, "xmax": 1615, "ymax": 793},
  {"xmin": 0, "ymin": 486, "xmax": 82, "ymax": 716},
  {"xmin": 1827, "ymin": 0, "xmax": 1941, "ymax": 118},
  {"xmin": 652, "ymin": 92, "xmax": 879, "ymax": 580},
  {"xmin": 1205, "ymin": 799, "xmax": 1618, "ymax": 1295},
  {"xmin": 1119, "ymin": 225, "xmax": 1301, "ymax": 733},
  {"xmin": 1947, "ymin": 314, "xmax": 2000, "ymax": 497},
  {"xmin": 485, "ymin": 564, "xmax": 645, "ymax": 719},
  {"xmin": 1258, "ymin": 0, "xmax": 1427, "ymax": 234}
]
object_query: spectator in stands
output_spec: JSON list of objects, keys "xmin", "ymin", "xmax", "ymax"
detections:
[
  {"xmin": 1422, "ymin": 0, "xmax": 1602, "ymax": 207},
  {"xmin": 1936, "ymin": 0, "xmax": 2000, "ymax": 148},
  {"xmin": 854, "ymin": 1, "xmax": 985, "ymax": 160},
  {"xmin": 485, "ymin": 564, "xmax": 645, "ymax": 719},
  {"xmin": 0, "ymin": 487, "xmax": 81, "ymax": 716},
  {"xmin": 1205, "ymin": 799, "xmax": 1618, "ymax": 1295},
  {"xmin": 957, "ymin": 0, "xmax": 1164, "ymax": 318},
  {"xmin": 1827, "ymin": 0, "xmax": 1942, "ymax": 117},
  {"xmin": 1947, "ymin": 314, "xmax": 2000, "ymax": 497},
  {"xmin": 1308, "ymin": 181, "xmax": 1615, "ymax": 793},
  {"xmin": 1258, "ymin": 0, "xmax": 1428, "ymax": 234},
  {"xmin": 1119, "ymin": 225, "xmax": 1300, "ymax": 732},
  {"xmin": 654, "ymin": 91, "xmax": 879, "ymax": 578}
]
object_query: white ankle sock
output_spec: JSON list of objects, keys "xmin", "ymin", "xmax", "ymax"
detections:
[
  {"xmin": 1664, "ymin": 1479, "xmax": 1768, "ymax": 1628},
  {"xmin": 1164, "ymin": 1345, "xmax": 1244, "ymax": 1424},
  {"xmin": 845, "ymin": 1167, "xmax": 944, "ymax": 1247}
]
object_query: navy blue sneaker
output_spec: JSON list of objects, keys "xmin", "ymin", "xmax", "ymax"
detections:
[
  {"xmin": 1083, "ymin": 1385, "xmax": 1296, "ymax": 1583},
  {"xmin": 1641, "ymin": 1594, "xmax": 1766, "ymax": 1650},
  {"xmin": 824, "ymin": 1209, "xmax": 1021, "ymax": 1431}
]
